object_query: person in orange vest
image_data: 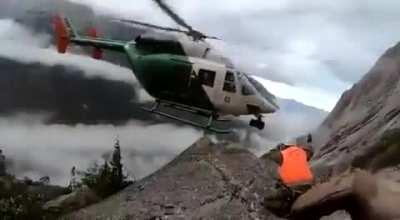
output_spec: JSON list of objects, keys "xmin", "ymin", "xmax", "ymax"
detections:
[{"xmin": 262, "ymin": 134, "xmax": 314, "ymax": 217}]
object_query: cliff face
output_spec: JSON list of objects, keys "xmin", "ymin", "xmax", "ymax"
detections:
[{"xmin": 313, "ymin": 42, "xmax": 400, "ymax": 175}]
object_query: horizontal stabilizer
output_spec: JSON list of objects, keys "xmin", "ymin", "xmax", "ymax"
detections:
[{"xmin": 87, "ymin": 27, "xmax": 103, "ymax": 59}]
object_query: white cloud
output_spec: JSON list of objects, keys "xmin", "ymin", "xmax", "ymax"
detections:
[
  {"xmin": 0, "ymin": 19, "xmax": 50, "ymax": 46},
  {"xmin": 1, "ymin": 116, "xmax": 201, "ymax": 185},
  {"xmin": 0, "ymin": 19, "xmax": 136, "ymax": 83}
]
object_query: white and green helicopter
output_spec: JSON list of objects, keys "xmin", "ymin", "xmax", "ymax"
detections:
[{"xmin": 53, "ymin": 0, "xmax": 279, "ymax": 133}]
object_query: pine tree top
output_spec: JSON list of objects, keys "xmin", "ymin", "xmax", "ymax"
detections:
[{"xmin": 114, "ymin": 137, "xmax": 120, "ymax": 149}]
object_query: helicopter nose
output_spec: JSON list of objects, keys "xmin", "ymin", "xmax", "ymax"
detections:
[
  {"xmin": 246, "ymin": 99, "xmax": 278, "ymax": 115},
  {"xmin": 261, "ymin": 98, "xmax": 279, "ymax": 113}
]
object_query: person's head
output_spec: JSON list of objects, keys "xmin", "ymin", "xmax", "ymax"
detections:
[
  {"xmin": 307, "ymin": 133, "xmax": 312, "ymax": 143},
  {"xmin": 302, "ymin": 145, "xmax": 314, "ymax": 161},
  {"xmin": 276, "ymin": 143, "xmax": 288, "ymax": 151}
]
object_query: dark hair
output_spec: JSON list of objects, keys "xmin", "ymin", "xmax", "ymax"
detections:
[
  {"xmin": 276, "ymin": 143, "xmax": 286, "ymax": 151},
  {"xmin": 307, "ymin": 134, "xmax": 312, "ymax": 143}
]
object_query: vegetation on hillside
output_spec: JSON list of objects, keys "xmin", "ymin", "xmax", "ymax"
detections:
[
  {"xmin": 352, "ymin": 128, "xmax": 400, "ymax": 171},
  {"xmin": 70, "ymin": 138, "xmax": 132, "ymax": 198}
]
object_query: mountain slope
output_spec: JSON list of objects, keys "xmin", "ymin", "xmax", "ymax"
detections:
[{"xmin": 313, "ymin": 42, "xmax": 400, "ymax": 175}]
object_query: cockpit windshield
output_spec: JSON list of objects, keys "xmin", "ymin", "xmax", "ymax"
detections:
[
  {"xmin": 241, "ymin": 73, "xmax": 278, "ymax": 106},
  {"xmin": 248, "ymin": 77, "xmax": 276, "ymax": 100}
]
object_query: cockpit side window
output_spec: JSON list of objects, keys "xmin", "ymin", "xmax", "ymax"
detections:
[
  {"xmin": 241, "ymin": 84, "xmax": 254, "ymax": 96},
  {"xmin": 223, "ymin": 71, "xmax": 236, "ymax": 93},
  {"xmin": 199, "ymin": 69, "xmax": 216, "ymax": 87},
  {"xmin": 238, "ymin": 72, "xmax": 255, "ymax": 96},
  {"xmin": 248, "ymin": 77, "xmax": 277, "ymax": 102}
]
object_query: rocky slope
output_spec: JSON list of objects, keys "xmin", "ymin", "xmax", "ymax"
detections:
[
  {"xmin": 68, "ymin": 137, "xmax": 279, "ymax": 219},
  {"xmin": 313, "ymin": 42, "xmax": 400, "ymax": 176}
]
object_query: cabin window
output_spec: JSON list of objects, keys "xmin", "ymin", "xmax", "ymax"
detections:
[
  {"xmin": 199, "ymin": 69, "xmax": 216, "ymax": 87},
  {"xmin": 223, "ymin": 71, "xmax": 236, "ymax": 93}
]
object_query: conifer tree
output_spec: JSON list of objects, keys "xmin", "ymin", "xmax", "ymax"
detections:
[
  {"xmin": 0, "ymin": 149, "xmax": 6, "ymax": 176},
  {"xmin": 110, "ymin": 138, "xmax": 123, "ymax": 189}
]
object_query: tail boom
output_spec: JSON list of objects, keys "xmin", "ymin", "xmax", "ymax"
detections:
[{"xmin": 53, "ymin": 15, "xmax": 128, "ymax": 56}]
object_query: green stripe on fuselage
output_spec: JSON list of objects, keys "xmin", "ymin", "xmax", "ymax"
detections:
[{"xmin": 124, "ymin": 44, "xmax": 215, "ymax": 110}]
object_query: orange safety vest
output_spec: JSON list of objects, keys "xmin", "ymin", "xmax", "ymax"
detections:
[{"xmin": 278, "ymin": 146, "xmax": 314, "ymax": 186}]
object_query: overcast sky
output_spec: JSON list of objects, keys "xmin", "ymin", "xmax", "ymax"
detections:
[{"xmin": 64, "ymin": 0, "xmax": 400, "ymax": 111}]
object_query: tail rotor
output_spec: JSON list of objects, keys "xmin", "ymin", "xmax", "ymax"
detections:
[{"xmin": 53, "ymin": 15, "xmax": 70, "ymax": 53}]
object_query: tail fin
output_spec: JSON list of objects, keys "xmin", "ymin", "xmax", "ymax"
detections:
[
  {"xmin": 53, "ymin": 15, "xmax": 70, "ymax": 53},
  {"xmin": 87, "ymin": 27, "xmax": 103, "ymax": 59}
]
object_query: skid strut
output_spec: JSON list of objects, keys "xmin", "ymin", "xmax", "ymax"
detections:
[{"xmin": 142, "ymin": 101, "xmax": 232, "ymax": 134}]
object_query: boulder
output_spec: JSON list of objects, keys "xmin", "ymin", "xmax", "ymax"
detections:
[{"xmin": 43, "ymin": 185, "xmax": 100, "ymax": 214}]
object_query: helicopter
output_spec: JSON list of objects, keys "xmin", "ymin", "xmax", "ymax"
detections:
[{"xmin": 53, "ymin": 0, "xmax": 279, "ymax": 133}]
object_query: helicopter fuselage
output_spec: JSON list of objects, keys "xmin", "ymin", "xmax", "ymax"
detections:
[{"xmin": 124, "ymin": 39, "xmax": 279, "ymax": 118}]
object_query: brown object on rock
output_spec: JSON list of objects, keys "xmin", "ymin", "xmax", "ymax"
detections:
[{"xmin": 290, "ymin": 169, "xmax": 400, "ymax": 220}]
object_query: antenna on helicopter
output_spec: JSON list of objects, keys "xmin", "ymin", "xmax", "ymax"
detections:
[{"xmin": 116, "ymin": 0, "xmax": 219, "ymax": 41}]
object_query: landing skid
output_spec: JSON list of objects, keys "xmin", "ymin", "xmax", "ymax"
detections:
[
  {"xmin": 142, "ymin": 102, "xmax": 232, "ymax": 134},
  {"xmin": 249, "ymin": 115, "xmax": 265, "ymax": 130}
]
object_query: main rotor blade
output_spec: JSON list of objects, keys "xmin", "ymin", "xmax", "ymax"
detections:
[
  {"xmin": 204, "ymin": 36, "xmax": 220, "ymax": 40},
  {"xmin": 117, "ymin": 19, "xmax": 187, "ymax": 34},
  {"xmin": 152, "ymin": 0, "xmax": 220, "ymax": 41},
  {"xmin": 152, "ymin": 0, "xmax": 192, "ymax": 31}
]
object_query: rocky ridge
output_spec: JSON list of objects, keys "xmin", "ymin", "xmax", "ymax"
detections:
[{"xmin": 68, "ymin": 137, "xmax": 279, "ymax": 219}]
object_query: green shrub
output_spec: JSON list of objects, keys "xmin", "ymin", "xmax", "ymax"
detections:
[{"xmin": 0, "ymin": 176, "xmax": 48, "ymax": 219}]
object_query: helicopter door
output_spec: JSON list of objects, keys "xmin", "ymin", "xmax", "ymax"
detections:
[
  {"xmin": 215, "ymin": 71, "xmax": 242, "ymax": 115},
  {"xmin": 198, "ymin": 69, "xmax": 216, "ymax": 87},
  {"xmin": 223, "ymin": 71, "xmax": 236, "ymax": 93}
]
